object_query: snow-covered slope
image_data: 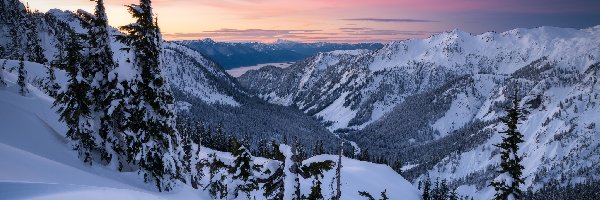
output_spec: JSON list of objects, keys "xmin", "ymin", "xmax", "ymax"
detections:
[
  {"xmin": 0, "ymin": 62, "xmax": 202, "ymax": 199},
  {"xmin": 239, "ymin": 26, "xmax": 600, "ymax": 131},
  {"xmin": 0, "ymin": 62, "xmax": 420, "ymax": 199},
  {"xmin": 239, "ymin": 26, "xmax": 600, "ymax": 198},
  {"xmin": 9, "ymin": 7, "xmax": 340, "ymax": 153}
]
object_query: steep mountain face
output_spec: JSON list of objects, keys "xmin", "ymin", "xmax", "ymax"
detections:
[
  {"xmin": 239, "ymin": 26, "xmax": 600, "ymax": 198},
  {"xmin": 162, "ymin": 42, "xmax": 340, "ymax": 152},
  {"xmin": 177, "ymin": 39, "xmax": 382, "ymax": 69},
  {"xmin": 0, "ymin": 6, "xmax": 340, "ymax": 154}
]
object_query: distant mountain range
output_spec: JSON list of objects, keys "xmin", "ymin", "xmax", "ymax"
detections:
[
  {"xmin": 239, "ymin": 26, "xmax": 600, "ymax": 198},
  {"xmin": 176, "ymin": 39, "xmax": 383, "ymax": 69}
]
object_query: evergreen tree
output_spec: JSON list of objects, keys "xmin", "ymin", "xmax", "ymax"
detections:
[
  {"xmin": 54, "ymin": 32, "xmax": 96, "ymax": 165},
  {"xmin": 313, "ymin": 140, "xmax": 325, "ymax": 155},
  {"xmin": 117, "ymin": 0, "xmax": 182, "ymax": 191},
  {"xmin": 44, "ymin": 65, "xmax": 60, "ymax": 97},
  {"xmin": 257, "ymin": 138, "xmax": 270, "ymax": 158},
  {"xmin": 205, "ymin": 153, "xmax": 228, "ymax": 199},
  {"xmin": 17, "ymin": 55, "xmax": 28, "ymax": 96},
  {"xmin": 432, "ymin": 178, "xmax": 441, "ymax": 200},
  {"xmin": 178, "ymin": 119, "xmax": 202, "ymax": 187},
  {"xmin": 423, "ymin": 176, "xmax": 432, "ymax": 200},
  {"xmin": 193, "ymin": 121, "xmax": 204, "ymax": 145},
  {"xmin": 380, "ymin": 189, "xmax": 389, "ymax": 200},
  {"xmin": 490, "ymin": 94, "xmax": 525, "ymax": 200},
  {"xmin": 359, "ymin": 148, "xmax": 370, "ymax": 161},
  {"xmin": 202, "ymin": 127, "xmax": 214, "ymax": 149},
  {"xmin": 358, "ymin": 191, "xmax": 376, "ymax": 200},
  {"xmin": 290, "ymin": 144, "xmax": 303, "ymax": 199},
  {"xmin": 358, "ymin": 190, "xmax": 389, "ymax": 200},
  {"xmin": 214, "ymin": 124, "xmax": 227, "ymax": 151},
  {"xmin": 392, "ymin": 160, "xmax": 403, "ymax": 175},
  {"xmin": 440, "ymin": 179, "xmax": 449, "ymax": 200},
  {"xmin": 7, "ymin": 0, "xmax": 25, "ymax": 60},
  {"xmin": 0, "ymin": 60, "xmax": 6, "ymax": 87},
  {"xmin": 261, "ymin": 142, "xmax": 285, "ymax": 199},
  {"xmin": 76, "ymin": 0, "xmax": 128, "ymax": 167},
  {"xmin": 230, "ymin": 145, "xmax": 258, "ymax": 199},
  {"xmin": 24, "ymin": 7, "xmax": 47, "ymax": 64},
  {"xmin": 303, "ymin": 160, "xmax": 335, "ymax": 200},
  {"xmin": 334, "ymin": 141, "xmax": 343, "ymax": 200}
]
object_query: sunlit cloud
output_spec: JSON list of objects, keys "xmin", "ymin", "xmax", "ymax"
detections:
[
  {"xmin": 25, "ymin": 0, "xmax": 600, "ymax": 43},
  {"xmin": 341, "ymin": 18, "xmax": 439, "ymax": 23}
]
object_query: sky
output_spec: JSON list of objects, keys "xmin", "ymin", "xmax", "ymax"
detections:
[{"xmin": 26, "ymin": 0, "xmax": 600, "ymax": 43}]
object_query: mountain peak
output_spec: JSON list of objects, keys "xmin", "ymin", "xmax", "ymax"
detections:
[{"xmin": 274, "ymin": 38, "xmax": 298, "ymax": 44}]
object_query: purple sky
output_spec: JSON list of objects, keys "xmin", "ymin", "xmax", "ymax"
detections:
[{"xmin": 27, "ymin": 0, "xmax": 600, "ymax": 42}]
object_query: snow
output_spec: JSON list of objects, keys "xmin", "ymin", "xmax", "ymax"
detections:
[
  {"xmin": 226, "ymin": 62, "xmax": 293, "ymax": 77},
  {"xmin": 431, "ymin": 92, "xmax": 480, "ymax": 138},
  {"xmin": 0, "ymin": 63, "xmax": 420, "ymax": 199},
  {"xmin": 162, "ymin": 42, "xmax": 241, "ymax": 107},
  {"xmin": 304, "ymin": 155, "xmax": 422, "ymax": 200},
  {"xmin": 315, "ymin": 92, "xmax": 358, "ymax": 131},
  {"xmin": 422, "ymin": 68, "xmax": 600, "ymax": 198}
]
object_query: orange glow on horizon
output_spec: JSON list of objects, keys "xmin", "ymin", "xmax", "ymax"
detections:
[{"xmin": 24, "ymin": 0, "xmax": 600, "ymax": 43}]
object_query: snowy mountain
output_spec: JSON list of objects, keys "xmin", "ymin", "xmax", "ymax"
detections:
[
  {"xmin": 239, "ymin": 26, "xmax": 600, "ymax": 198},
  {"xmin": 177, "ymin": 39, "xmax": 382, "ymax": 69},
  {"xmin": 0, "ymin": 63, "xmax": 420, "ymax": 199},
  {"xmin": 0, "ymin": 3, "xmax": 341, "ymax": 154},
  {"xmin": 0, "ymin": 1, "xmax": 420, "ymax": 199}
]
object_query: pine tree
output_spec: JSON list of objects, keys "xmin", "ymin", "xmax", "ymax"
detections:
[
  {"xmin": 303, "ymin": 160, "xmax": 335, "ymax": 200},
  {"xmin": 440, "ymin": 179, "xmax": 449, "ymax": 200},
  {"xmin": 257, "ymin": 138, "xmax": 270, "ymax": 158},
  {"xmin": 7, "ymin": 0, "xmax": 25, "ymax": 60},
  {"xmin": 193, "ymin": 121, "xmax": 204, "ymax": 145},
  {"xmin": 423, "ymin": 176, "xmax": 432, "ymax": 200},
  {"xmin": 432, "ymin": 178, "xmax": 441, "ymax": 200},
  {"xmin": 202, "ymin": 127, "xmax": 214, "ymax": 149},
  {"xmin": 261, "ymin": 142, "xmax": 285, "ymax": 199},
  {"xmin": 380, "ymin": 189, "xmax": 389, "ymax": 200},
  {"xmin": 490, "ymin": 94, "xmax": 525, "ymax": 200},
  {"xmin": 392, "ymin": 160, "xmax": 403, "ymax": 175},
  {"xmin": 214, "ymin": 124, "xmax": 226, "ymax": 151},
  {"xmin": 230, "ymin": 145, "xmax": 258, "ymax": 199},
  {"xmin": 313, "ymin": 140, "xmax": 325, "ymax": 155},
  {"xmin": 44, "ymin": 65, "xmax": 60, "ymax": 97},
  {"xmin": 358, "ymin": 191, "xmax": 376, "ymax": 200},
  {"xmin": 76, "ymin": 0, "xmax": 126, "ymax": 167},
  {"xmin": 17, "ymin": 55, "xmax": 28, "ymax": 96},
  {"xmin": 54, "ymin": 32, "xmax": 96, "ymax": 165},
  {"xmin": 24, "ymin": 6, "xmax": 47, "ymax": 64},
  {"xmin": 117, "ymin": 0, "xmax": 182, "ymax": 191},
  {"xmin": 290, "ymin": 144, "xmax": 303, "ymax": 199},
  {"xmin": 0, "ymin": 60, "xmax": 6, "ymax": 87},
  {"xmin": 333, "ymin": 141, "xmax": 343, "ymax": 200},
  {"xmin": 205, "ymin": 153, "xmax": 227, "ymax": 199},
  {"xmin": 358, "ymin": 190, "xmax": 389, "ymax": 200},
  {"xmin": 359, "ymin": 148, "xmax": 370, "ymax": 161}
]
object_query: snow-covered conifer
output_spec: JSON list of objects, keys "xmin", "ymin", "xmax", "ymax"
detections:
[
  {"xmin": 117, "ymin": 0, "xmax": 182, "ymax": 191},
  {"xmin": 44, "ymin": 65, "xmax": 60, "ymax": 97},
  {"xmin": 230, "ymin": 145, "xmax": 258, "ymax": 199},
  {"xmin": 24, "ymin": 7, "xmax": 47, "ymax": 64},
  {"xmin": 54, "ymin": 32, "xmax": 96, "ymax": 165},
  {"xmin": 491, "ymin": 94, "xmax": 525, "ymax": 200},
  {"xmin": 17, "ymin": 55, "xmax": 28, "ymax": 95}
]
